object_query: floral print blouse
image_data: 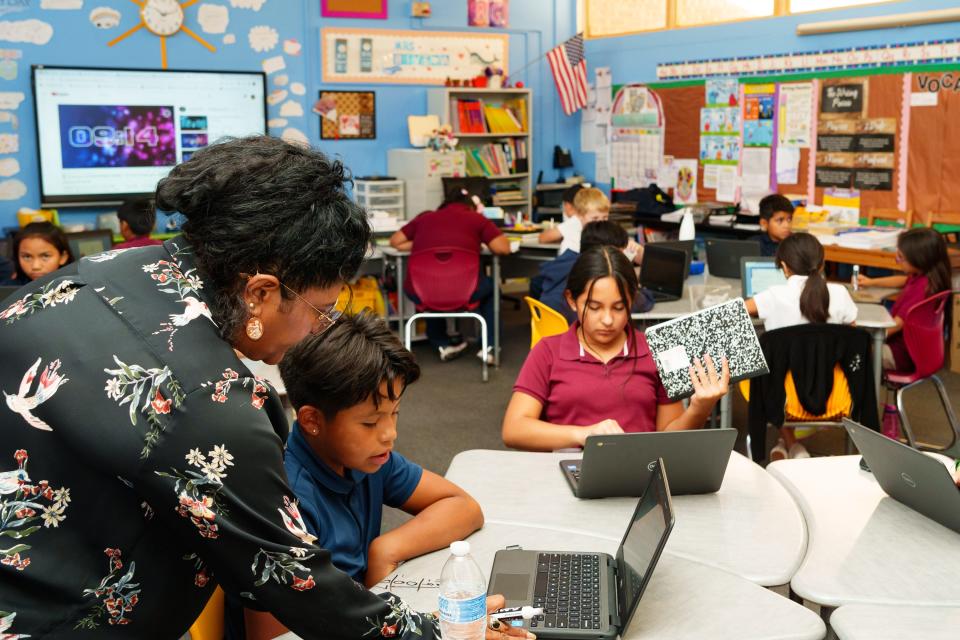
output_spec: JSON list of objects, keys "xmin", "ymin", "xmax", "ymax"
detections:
[{"xmin": 0, "ymin": 240, "xmax": 441, "ymax": 639}]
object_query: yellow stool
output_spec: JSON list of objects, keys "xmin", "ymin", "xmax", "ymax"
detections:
[
  {"xmin": 188, "ymin": 586, "xmax": 224, "ymax": 640},
  {"xmin": 524, "ymin": 296, "xmax": 569, "ymax": 348}
]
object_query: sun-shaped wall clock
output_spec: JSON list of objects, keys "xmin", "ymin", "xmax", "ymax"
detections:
[{"xmin": 107, "ymin": 0, "xmax": 216, "ymax": 69}]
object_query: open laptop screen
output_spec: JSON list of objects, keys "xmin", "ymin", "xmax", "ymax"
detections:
[
  {"xmin": 640, "ymin": 245, "xmax": 686, "ymax": 295},
  {"xmin": 615, "ymin": 459, "xmax": 674, "ymax": 632},
  {"xmin": 742, "ymin": 260, "xmax": 786, "ymax": 298}
]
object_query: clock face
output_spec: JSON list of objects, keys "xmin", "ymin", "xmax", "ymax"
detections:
[{"xmin": 142, "ymin": 0, "xmax": 184, "ymax": 37}]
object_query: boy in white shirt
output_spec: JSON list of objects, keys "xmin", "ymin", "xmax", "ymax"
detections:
[{"xmin": 538, "ymin": 186, "xmax": 609, "ymax": 253}]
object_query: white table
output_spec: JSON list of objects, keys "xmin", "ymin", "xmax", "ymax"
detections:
[
  {"xmin": 277, "ymin": 522, "xmax": 824, "ymax": 640},
  {"xmin": 767, "ymin": 456, "xmax": 960, "ymax": 610},
  {"xmin": 445, "ymin": 449, "xmax": 806, "ymax": 587},
  {"xmin": 830, "ymin": 604, "xmax": 960, "ymax": 640},
  {"xmin": 380, "ymin": 246, "xmax": 503, "ymax": 367}
]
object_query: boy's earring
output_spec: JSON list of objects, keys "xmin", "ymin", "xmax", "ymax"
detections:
[
  {"xmin": 248, "ymin": 302, "xmax": 255, "ymax": 309},
  {"xmin": 246, "ymin": 317, "xmax": 263, "ymax": 341}
]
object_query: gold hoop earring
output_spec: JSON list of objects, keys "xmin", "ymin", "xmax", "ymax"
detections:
[{"xmin": 246, "ymin": 317, "xmax": 263, "ymax": 341}]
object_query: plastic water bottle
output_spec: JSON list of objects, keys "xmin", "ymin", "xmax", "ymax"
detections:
[
  {"xmin": 882, "ymin": 403, "xmax": 901, "ymax": 439},
  {"xmin": 439, "ymin": 541, "xmax": 487, "ymax": 640},
  {"xmin": 678, "ymin": 210, "xmax": 696, "ymax": 241}
]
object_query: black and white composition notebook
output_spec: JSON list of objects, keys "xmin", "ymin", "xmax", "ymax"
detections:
[{"xmin": 645, "ymin": 298, "xmax": 768, "ymax": 401}]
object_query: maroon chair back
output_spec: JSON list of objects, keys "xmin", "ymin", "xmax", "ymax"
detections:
[
  {"xmin": 902, "ymin": 290, "xmax": 953, "ymax": 379},
  {"xmin": 408, "ymin": 247, "xmax": 480, "ymax": 312}
]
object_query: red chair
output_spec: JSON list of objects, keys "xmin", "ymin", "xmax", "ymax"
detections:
[
  {"xmin": 884, "ymin": 290, "xmax": 960, "ymax": 455},
  {"xmin": 404, "ymin": 247, "xmax": 489, "ymax": 382}
]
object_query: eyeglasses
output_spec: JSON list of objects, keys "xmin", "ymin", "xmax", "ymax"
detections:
[
  {"xmin": 279, "ymin": 282, "xmax": 342, "ymax": 336},
  {"xmin": 241, "ymin": 272, "xmax": 341, "ymax": 336}
]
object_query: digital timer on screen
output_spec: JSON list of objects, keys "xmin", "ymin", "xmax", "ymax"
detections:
[{"xmin": 58, "ymin": 105, "xmax": 177, "ymax": 169}]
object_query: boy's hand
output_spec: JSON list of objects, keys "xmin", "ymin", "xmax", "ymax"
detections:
[
  {"xmin": 857, "ymin": 274, "xmax": 872, "ymax": 288},
  {"xmin": 625, "ymin": 240, "xmax": 644, "ymax": 264},
  {"xmin": 364, "ymin": 537, "xmax": 400, "ymax": 587}
]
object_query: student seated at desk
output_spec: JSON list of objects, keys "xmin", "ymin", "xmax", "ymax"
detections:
[
  {"xmin": 539, "ymin": 220, "xmax": 654, "ymax": 323},
  {"xmin": 857, "ymin": 227, "xmax": 952, "ymax": 372},
  {"xmin": 744, "ymin": 232, "xmax": 858, "ymax": 460},
  {"xmin": 752, "ymin": 194, "xmax": 794, "ymax": 257},
  {"xmin": 113, "ymin": 197, "xmax": 164, "ymax": 249},
  {"xmin": 389, "ymin": 187, "xmax": 511, "ymax": 364},
  {"xmin": 243, "ymin": 311, "xmax": 484, "ymax": 640},
  {"xmin": 1, "ymin": 221, "xmax": 73, "ymax": 286},
  {"xmin": 536, "ymin": 183, "xmax": 582, "ymax": 247},
  {"xmin": 537, "ymin": 186, "xmax": 609, "ymax": 253},
  {"xmin": 502, "ymin": 246, "xmax": 729, "ymax": 452}
]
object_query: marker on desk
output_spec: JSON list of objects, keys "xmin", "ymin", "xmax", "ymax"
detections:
[{"xmin": 852, "ymin": 264, "xmax": 860, "ymax": 291}]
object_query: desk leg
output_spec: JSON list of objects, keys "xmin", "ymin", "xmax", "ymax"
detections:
[
  {"xmin": 493, "ymin": 255, "xmax": 501, "ymax": 368},
  {"xmin": 395, "ymin": 253, "xmax": 405, "ymax": 334},
  {"xmin": 871, "ymin": 328, "xmax": 884, "ymax": 405}
]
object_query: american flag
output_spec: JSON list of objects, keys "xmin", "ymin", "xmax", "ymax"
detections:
[{"xmin": 546, "ymin": 33, "xmax": 588, "ymax": 116}]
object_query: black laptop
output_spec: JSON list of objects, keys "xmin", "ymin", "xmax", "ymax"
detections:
[
  {"xmin": 488, "ymin": 458, "xmax": 674, "ymax": 638},
  {"xmin": 648, "ymin": 240, "xmax": 694, "ymax": 278},
  {"xmin": 639, "ymin": 244, "xmax": 686, "ymax": 302},
  {"xmin": 560, "ymin": 429, "xmax": 737, "ymax": 498},
  {"xmin": 845, "ymin": 419, "xmax": 960, "ymax": 534},
  {"xmin": 704, "ymin": 239, "xmax": 762, "ymax": 279}
]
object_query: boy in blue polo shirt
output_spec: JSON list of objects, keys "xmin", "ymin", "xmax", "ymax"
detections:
[{"xmin": 243, "ymin": 311, "xmax": 484, "ymax": 639}]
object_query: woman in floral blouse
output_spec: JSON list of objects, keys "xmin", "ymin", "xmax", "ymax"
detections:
[{"xmin": 0, "ymin": 137, "xmax": 527, "ymax": 640}]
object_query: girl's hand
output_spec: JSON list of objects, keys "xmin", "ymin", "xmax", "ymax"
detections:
[
  {"xmin": 689, "ymin": 355, "xmax": 729, "ymax": 412},
  {"xmin": 857, "ymin": 274, "xmax": 872, "ymax": 288},
  {"xmin": 578, "ymin": 419, "xmax": 624, "ymax": 445}
]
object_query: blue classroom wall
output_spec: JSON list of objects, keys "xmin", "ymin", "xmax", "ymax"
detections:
[
  {"xmin": 0, "ymin": 0, "xmax": 578, "ymax": 231},
  {"xmin": 577, "ymin": 0, "xmax": 960, "ymax": 187}
]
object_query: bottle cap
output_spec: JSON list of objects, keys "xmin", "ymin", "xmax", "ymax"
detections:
[{"xmin": 450, "ymin": 540, "xmax": 470, "ymax": 556}]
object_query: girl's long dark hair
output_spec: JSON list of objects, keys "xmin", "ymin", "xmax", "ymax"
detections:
[
  {"xmin": 775, "ymin": 233, "xmax": 829, "ymax": 324},
  {"xmin": 897, "ymin": 228, "xmax": 951, "ymax": 296},
  {"xmin": 565, "ymin": 246, "xmax": 639, "ymax": 367}
]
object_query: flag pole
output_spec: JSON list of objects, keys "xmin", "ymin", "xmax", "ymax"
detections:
[{"xmin": 505, "ymin": 32, "xmax": 580, "ymax": 86}]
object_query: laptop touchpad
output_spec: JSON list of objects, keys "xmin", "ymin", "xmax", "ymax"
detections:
[{"xmin": 491, "ymin": 574, "xmax": 531, "ymax": 601}]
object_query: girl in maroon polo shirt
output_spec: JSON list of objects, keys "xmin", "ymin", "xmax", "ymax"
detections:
[
  {"xmin": 502, "ymin": 246, "xmax": 729, "ymax": 452},
  {"xmin": 857, "ymin": 227, "xmax": 952, "ymax": 372}
]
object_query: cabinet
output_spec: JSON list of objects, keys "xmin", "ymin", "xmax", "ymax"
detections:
[{"xmin": 386, "ymin": 149, "xmax": 466, "ymax": 219}]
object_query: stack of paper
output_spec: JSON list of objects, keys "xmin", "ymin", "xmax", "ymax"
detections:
[{"xmin": 836, "ymin": 229, "xmax": 900, "ymax": 250}]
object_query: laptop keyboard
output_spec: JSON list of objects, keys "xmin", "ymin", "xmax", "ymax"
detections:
[{"xmin": 532, "ymin": 553, "xmax": 602, "ymax": 630}]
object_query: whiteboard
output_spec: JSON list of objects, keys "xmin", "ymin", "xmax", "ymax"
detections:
[{"xmin": 321, "ymin": 28, "xmax": 509, "ymax": 85}]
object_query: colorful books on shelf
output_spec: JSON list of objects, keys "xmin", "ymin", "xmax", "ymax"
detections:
[
  {"xmin": 455, "ymin": 99, "xmax": 488, "ymax": 133},
  {"xmin": 463, "ymin": 139, "xmax": 528, "ymax": 177},
  {"xmin": 451, "ymin": 97, "xmax": 527, "ymax": 134}
]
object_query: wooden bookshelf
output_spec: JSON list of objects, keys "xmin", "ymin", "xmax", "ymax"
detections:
[{"xmin": 427, "ymin": 87, "xmax": 533, "ymax": 219}]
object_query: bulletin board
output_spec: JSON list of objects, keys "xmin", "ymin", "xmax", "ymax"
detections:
[
  {"xmin": 316, "ymin": 91, "xmax": 376, "ymax": 140},
  {"xmin": 649, "ymin": 64, "xmax": 960, "ymax": 215},
  {"xmin": 320, "ymin": 27, "xmax": 509, "ymax": 85}
]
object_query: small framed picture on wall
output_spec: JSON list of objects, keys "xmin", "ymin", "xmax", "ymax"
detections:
[
  {"xmin": 315, "ymin": 90, "xmax": 376, "ymax": 140},
  {"xmin": 321, "ymin": 0, "xmax": 387, "ymax": 19}
]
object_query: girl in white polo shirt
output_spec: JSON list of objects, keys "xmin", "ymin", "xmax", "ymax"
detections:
[{"xmin": 744, "ymin": 232, "xmax": 858, "ymax": 459}]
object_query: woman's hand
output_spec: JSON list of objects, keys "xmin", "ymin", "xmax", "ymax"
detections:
[
  {"xmin": 857, "ymin": 274, "xmax": 873, "ymax": 288},
  {"xmin": 688, "ymin": 355, "xmax": 729, "ymax": 413},
  {"xmin": 485, "ymin": 595, "xmax": 537, "ymax": 639},
  {"xmin": 577, "ymin": 419, "xmax": 624, "ymax": 446}
]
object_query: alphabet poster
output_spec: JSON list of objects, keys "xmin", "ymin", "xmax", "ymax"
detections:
[{"xmin": 321, "ymin": 28, "xmax": 509, "ymax": 85}]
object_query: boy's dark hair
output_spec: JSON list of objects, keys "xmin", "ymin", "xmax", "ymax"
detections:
[
  {"xmin": 13, "ymin": 222, "xmax": 73, "ymax": 277},
  {"xmin": 155, "ymin": 136, "xmax": 370, "ymax": 342},
  {"xmin": 117, "ymin": 198, "xmax": 157, "ymax": 237},
  {"xmin": 759, "ymin": 194, "xmax": 795, "ymax": 220},
  {"xmin": 775, "ymin": 233, "xmax": 829, "ymax": 324},
  {"xmin": 897, "ymin": 227, "xmax": 951, "ymax": 297},
  {"xmin": 278, "ymin": 310, "xmax": 421, "ymax": 418},
  {"xmin": 580, "ymin": 220, "xmax": 628, "ymax": 253},
  {"xmin": 562, "ymin": 183, "xmax": 584, "ymax": 204}
]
